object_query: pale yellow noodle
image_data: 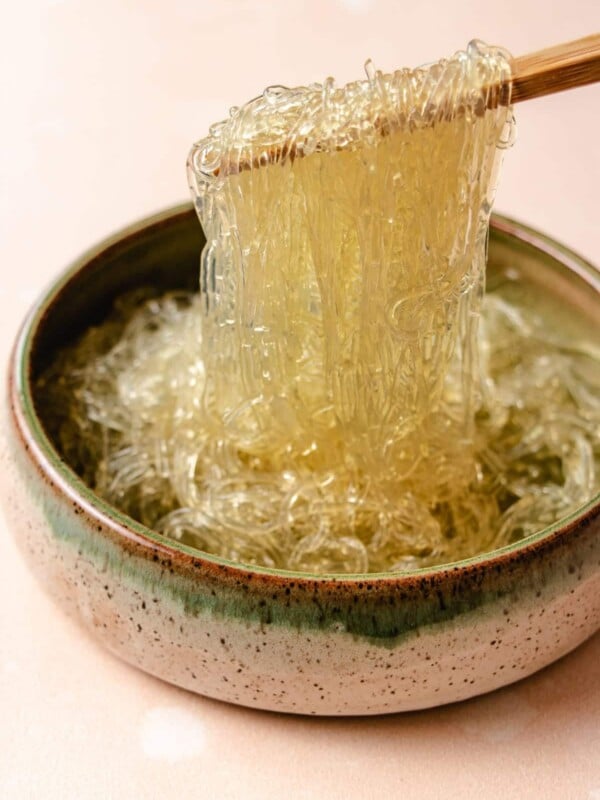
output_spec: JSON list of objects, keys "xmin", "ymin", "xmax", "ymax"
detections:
[{"xmin": 36, "ymin": 42, "xmax": 599, "ymax": 573}]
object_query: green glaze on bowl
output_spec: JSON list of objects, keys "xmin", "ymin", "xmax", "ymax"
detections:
[{"xmin": 3, "ymin": 204, "xmax": 599, "ymax": 715}]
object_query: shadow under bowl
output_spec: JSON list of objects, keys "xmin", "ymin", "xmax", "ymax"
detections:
[{"xmin": 3, "ymin": 203, "xmax": 600, "ymax": 715}]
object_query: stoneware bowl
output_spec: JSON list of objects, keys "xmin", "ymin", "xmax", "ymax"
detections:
[{"xmin": 4, "ymin": 204, "xmax": 599, "ymax": 716}]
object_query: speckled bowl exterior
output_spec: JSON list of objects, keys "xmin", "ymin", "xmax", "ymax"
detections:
[{"xmin": 3, "ymin": 205, "xmax": 599, "ymax": 715}]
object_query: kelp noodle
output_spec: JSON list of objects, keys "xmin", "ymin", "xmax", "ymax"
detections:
[{"xmin": 38, "ymin": 42, "xmax": 600, "ymax": 573}]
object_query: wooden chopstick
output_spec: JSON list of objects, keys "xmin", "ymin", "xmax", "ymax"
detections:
[{"xmin": 510, "ymin": 33, "xmax": 600, "ymax": 103}]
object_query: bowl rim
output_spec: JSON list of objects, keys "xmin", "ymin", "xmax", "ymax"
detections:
[{"xmin": 9, "ymin": 202, "xmax": 600, "ymax": 584}]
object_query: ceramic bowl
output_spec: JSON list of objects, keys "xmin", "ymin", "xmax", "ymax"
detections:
[{"xmin": 3, "ymin": 204, "xmax": 599, "ymax": 716}]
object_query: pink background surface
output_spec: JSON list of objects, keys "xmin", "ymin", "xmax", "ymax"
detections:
[{"xmin": 1, "ymin": 2, "xmax": 599, "ymax": 797}]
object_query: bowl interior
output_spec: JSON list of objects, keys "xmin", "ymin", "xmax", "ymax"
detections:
[
  {"xmin": 21, "ymin": 204, "xmax": 600, "ymax": 576},
  {"xmin": 29, "ymin": 207, "xmax": 204, "ymax": 381}
]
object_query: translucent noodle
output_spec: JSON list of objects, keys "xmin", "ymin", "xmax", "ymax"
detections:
[{"xmin": 36, "ymin": 42, "xmax": 600, "ymax": 573}]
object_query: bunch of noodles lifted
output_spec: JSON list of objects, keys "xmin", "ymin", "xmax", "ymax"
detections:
[{"xmin": 39, "ymin": 42, "xmax": 600, "ymax": 573}]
